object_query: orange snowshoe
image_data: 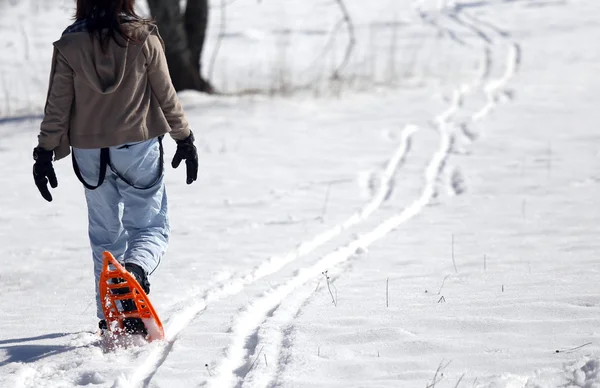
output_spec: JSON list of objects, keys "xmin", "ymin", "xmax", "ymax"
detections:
[{"xmin": 99, "ymin": 251, "xmax": 164, "ymax": 342}]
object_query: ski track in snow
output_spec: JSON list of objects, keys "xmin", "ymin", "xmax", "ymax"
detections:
[{"xmin": 205, "ymin": 5, "xmax": 524, "ymax": 388}]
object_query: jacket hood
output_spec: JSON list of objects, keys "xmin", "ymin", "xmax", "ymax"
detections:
[{"xmin": 54, "ymin": 23, "xmax": 155, "ymax": 94}]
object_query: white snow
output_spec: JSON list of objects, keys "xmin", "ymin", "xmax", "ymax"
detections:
[{"xmin": 1, "ymin": 0, "xmax": 600, "ymax": 387}]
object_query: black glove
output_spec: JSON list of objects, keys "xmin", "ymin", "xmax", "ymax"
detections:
[
  {"xmin": 171, "ymin": 131, "xmax": 198, "ymax": 185},
  {"xmin": 33, "ymin": 147, "xmax": 58, "ymax": 202}
]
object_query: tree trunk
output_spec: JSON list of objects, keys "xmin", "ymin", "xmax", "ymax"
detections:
[
  {"xmin": 185, "ymin": 0, "xmax": 209, "ymax": 75},
  {"xmin": 185, "ymin": 0, "xmax": 213, "ymax": 92},
  {"xmin": 146, "ymin": 0, "xmax": 213, "ymax": 93}
]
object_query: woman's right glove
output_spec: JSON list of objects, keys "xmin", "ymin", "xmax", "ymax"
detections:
[{"xmin": 171, "ymin": 131, "xmax": 198, "ymax": 185}]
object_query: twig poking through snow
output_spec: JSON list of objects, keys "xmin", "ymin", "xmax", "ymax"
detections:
[
  {"xmin": 426, "ymin": 360, "xmax": 452, "ymax": 388},
  {"xmin": 438, "ymin": 275, "xmax": 450, "ymax": 295},
  {"xmin": 319, "ymin": 183, "xmax": 332, "ymax": 222},
  {"xmin": 314, "ymin": 277, "xmax": 322, "ymax": 292},
  {"xmin": 249, "ymin": 346, "xmax": 264, "ymax": 372},
  {"xmin": 555, "ymin": 342, "xmax": 592, "ymax": 354},
  {"xmin": 386, "ymin": 277, "xmax": 389, "ymax": 308},
  {"xmin": 81, "ymin": 301, "xmax": 93, "ymax": 315},
  {"xmin": 547, "ymin": 141, "xmax": 553, "ymax": 175},
  {"xmin": 333, "ymin": 282, "xmax": 338, "ymax": 304},
  {"xmin": 322, "ymin": 271, "xmax": 337, "ymax": 307},
  {"xmin": 452, "ymin": 234, "xmax": 458, "ymax": 273},
  {"xmin": 19, "ymin": 24, "xmax": 30, "ymax": 61},
  {"xmin": 454, "ymin": 373, "xmax": 465, "ymax": 388}
]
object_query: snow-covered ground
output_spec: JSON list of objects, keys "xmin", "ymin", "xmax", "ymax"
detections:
[{"xmin": 1, "ymin": 0, "xmax": 600, "ymax": 387}]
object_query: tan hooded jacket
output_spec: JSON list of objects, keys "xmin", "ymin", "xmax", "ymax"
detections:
[{"xmin": 38, "ymin": 22, "xmax": 191, "ymax": 161}]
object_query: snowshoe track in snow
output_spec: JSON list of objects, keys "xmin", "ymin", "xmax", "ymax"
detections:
[
  {"xmin": 209, "ymin": 125, "xmax": 453, "ymax": 388},
  {"xmin": 201, "ymin": 5, "xmax": 523, "ymax": 388},
  {"xmin": 119, "ymin": 122, "xmax": 418, "ymax": 388},
  {"xmin": 115, "ymin": 2, "xmax": 522, "ymax": 387}
]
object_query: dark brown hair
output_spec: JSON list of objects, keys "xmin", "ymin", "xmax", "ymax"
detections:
[{"xmin": 75, "ymin": 0, "xmax": 146, "ymax": 50}]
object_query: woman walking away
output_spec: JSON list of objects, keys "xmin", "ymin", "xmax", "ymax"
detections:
[{"xmin": 32, "ymin": 0, "xmax": 198, "ymax": 334}]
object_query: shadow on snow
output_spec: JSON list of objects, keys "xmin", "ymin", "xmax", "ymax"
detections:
[{"xmin": 0, "ymin": 332, "xmax": 84, "ymax": 367}]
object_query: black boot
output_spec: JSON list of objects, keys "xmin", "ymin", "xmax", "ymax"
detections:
[
  {"xmin": 124, "ymin": 263, "xmax": 150, "ymax": 294},
  {"xmin": 121, "ymin": 263, "xmax": 150, "ymax": 336},
  {"xmin": 99, "ymin": 264, "xmax": 151, "ymax": 337},
  {"xmin": 99, "ymin": 319, "xmax": 107, "ymax": 334},
  {"xmin": 107, "ymin": 263, "xmax": 151, "ymax": 336},
  {"xmin": 111, "ymin": 263, "xmax": 151, "ymax": 306}
]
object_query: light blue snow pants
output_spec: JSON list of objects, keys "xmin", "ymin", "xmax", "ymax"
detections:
[{"xmin": 72, "ymin": 137, "xmax": 169, "ymax": 319}]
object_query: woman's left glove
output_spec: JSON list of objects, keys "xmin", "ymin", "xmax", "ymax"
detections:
[
  {"xmin": 33, "ymin": 147, "xmax": 58, "ymax": 202},
  {"xmin": 172, "ymin": 131, "xmax": 198, "ymax": 185}
]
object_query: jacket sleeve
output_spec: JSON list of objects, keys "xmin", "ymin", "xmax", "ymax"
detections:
[
  {"xmin": 144, "ymin": 32, "xmax": 191, "ymax": 141},
  {"xmin": 38, "ymin": 48, "xmax": 74, "ymax": 154}
]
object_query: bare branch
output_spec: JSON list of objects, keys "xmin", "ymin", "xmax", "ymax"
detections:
[
  {"xmin": 332, "ymin": 0, "xmax": 356, "ymax": 79},
  {"xmin": 208, "ymin": 0, "xmax": 227, "ymax": 81}
]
